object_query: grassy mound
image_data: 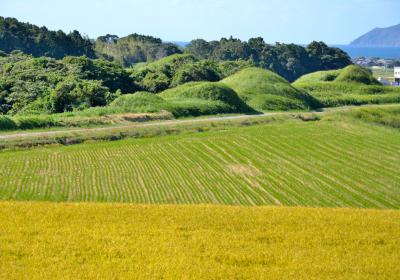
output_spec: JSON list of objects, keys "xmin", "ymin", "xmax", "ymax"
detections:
[
  {"xmin": 293, "ymin": 65, "xmax": 400, "ymax": 107},
  {"xmin": 221, "ymin": 67, "xmax": 321, "ymax": 111},
  {"xmin": 295, "ymin": 65, "xmax": 379, "ymax": 85},
  {"xmin": 293, "ymin": 69, "xmax": 342, "ymax": 83},
  {"xmin": 335, "ymin": 65, "xmax": 380, "ymax": 85},
  {"xmin": 110, "ymin": 92, "xmax": 167, "ymax": 113},
  {"xmin": 160, "ymin": 82, "xmax": 255, "ymax": 115}
]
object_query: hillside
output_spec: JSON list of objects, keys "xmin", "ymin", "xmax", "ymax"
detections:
[
  {"xmin": 293, "ymin": 65, "xmax": 400, "ymax": 107},
  {"xmin": 159, "ymin": 81, "xmax": 255, "ymax": 115},
  {"xmin": 351, "ymin": 24, "xmax": 400, "ymax": 46},
  {"xmin": 221, "ymin": 67, "xmax": 321, "ymax": 110},
  {"xmin": 294, "ymin": 65, "xmax": 380, "ymax": 85}
]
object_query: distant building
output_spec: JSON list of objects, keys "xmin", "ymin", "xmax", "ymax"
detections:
[
  {"xmin": 377, "ymin": 77, "xmax": 390, "ymax": 85},
  {"xmin": 395, "ymin": 67, "xmax": 400, "ymax": 84}
]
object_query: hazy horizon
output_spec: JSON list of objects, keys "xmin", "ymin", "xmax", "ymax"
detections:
[{"xmin": 1, "ymin": 0, "xmax": 399, "ymax": 44}]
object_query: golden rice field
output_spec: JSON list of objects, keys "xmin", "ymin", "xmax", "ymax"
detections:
[
  {"xmin": 0, "ymin": 120, "xmax": 399, "ymax": 208},
  {"xmin": 0, "ymin": 202, "xmax": 399, "ymax": 279}
]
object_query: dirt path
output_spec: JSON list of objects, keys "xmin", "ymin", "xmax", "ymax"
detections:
[{"xmin": 0, "ymin": 113, "xmax": 284, "ymax": 140}]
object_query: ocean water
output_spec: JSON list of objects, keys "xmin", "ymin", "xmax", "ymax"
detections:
[{"xmin": 332, "ymin": 45, "xmax": 400, "ymax": 59}]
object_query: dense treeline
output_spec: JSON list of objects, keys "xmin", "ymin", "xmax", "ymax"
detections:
[
  {"xmin": 0, "ymin": 17, "xmax": 95, "ymax": 59},
  {"xmin": 95, "ymin": 34, "xmax": 182, "ymax": 66},
  {"xmin": 186, "ymin": 38, "xmax": 352, "ymax": 81}
]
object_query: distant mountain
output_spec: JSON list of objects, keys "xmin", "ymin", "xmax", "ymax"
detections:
[{"xmin": 351, "ymin": 24, "xmax": 400, "ymax": 47}]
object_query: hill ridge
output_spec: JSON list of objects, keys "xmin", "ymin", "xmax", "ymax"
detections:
[{"xmin": 351, "ymin": 23, "xmax": 400, "ymax": 46}]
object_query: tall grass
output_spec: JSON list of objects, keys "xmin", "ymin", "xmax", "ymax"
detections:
[{"xmin": 340, "ymin": 105, "xmax": 400, "ymax": 129}]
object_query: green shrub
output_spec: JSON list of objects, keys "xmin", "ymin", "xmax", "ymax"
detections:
[
  {"xmin": 14, "ymin": 115, "xmax": 58, "ymax": 129},
  {"xmin": 0, "ymin": 115, "xmax": 17, "ymax": 130}
]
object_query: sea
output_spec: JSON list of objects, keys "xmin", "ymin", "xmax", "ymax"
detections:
[{"xmin": 332, "ymin": 45, "xmax": 400, "ymax": 59}]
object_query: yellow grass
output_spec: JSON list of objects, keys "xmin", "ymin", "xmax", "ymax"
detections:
[{"xmin": 0, "ymin": 202, "xmax": 399, "ymax": 279}]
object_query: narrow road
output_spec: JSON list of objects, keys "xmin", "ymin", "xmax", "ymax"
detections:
[
  {"xmin": 1, "ymin": 103, "xmax": 392, "ymax": 140},
  {"xmin": 0, "ymin": 113, "xmax": 283, "ymax": 140}
]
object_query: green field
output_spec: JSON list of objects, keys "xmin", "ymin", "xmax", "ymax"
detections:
[
  {"xmin": 1, "ymin": 117, "xmax": 399, "ymax": 208},
  {"xmin": 1, "ymin": 202, "xmax": 399, "ymax": 280}
]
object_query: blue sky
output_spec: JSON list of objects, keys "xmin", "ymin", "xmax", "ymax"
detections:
[{"xmin": 1, "ymin": 0, "xmax": 399, "ymax": 44}]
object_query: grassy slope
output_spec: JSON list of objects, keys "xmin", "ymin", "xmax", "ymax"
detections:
[
  {"xmin": 0, "ymin": 118, "xmax": 399, "ymax": 208},
  {"xmin": 293, "ymin": 65, "xmax": 400, "ymax": 107},
  {"xmin": 221, "ymin": 67, "xmax": 321, "ymax": 110},
  {"xmin": 159, "ymin": 81, "xmax": 255, "ymax": 115},
  {"xmin": 1, "ymin": 202, "xmax": 399, "ymax": 279}
]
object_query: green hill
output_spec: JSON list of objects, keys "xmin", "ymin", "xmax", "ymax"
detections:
[
  {"xmin": 108, "ymin": 82, "xmax": 256, "ymax": 117},
  {"xmin": 221, "ymin": 67, "xmax": 321, "ymax": 111},
  {"xmin": 160, "ymin": 82, "xmax": 255, "ymax": 115},
  {"xmin": 335, "ymin": 65, "xmax": 380, "ymax": 85},
  {"xmin": 293, "ymin": 65, "xmax": 400, "ymax": 107},
  {"xmin": 294, "ymin": 65, "xmax": 380, "ymax": 85},
  {"xmin": 109, "ymin": 92, "xmax": 167, "ymax": 113}
]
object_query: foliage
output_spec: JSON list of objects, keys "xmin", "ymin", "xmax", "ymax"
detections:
[
  {"xmin": 95, "ymin": 33, "xmax": 182, "ymax": 66},
  {"xmin": 131, "ymin": 54, "xmax": 252, "ymax": 93},
  {"xmin": 50, "ymin": 78, "xmax": 111, "ymax": 113},
  {"xmin": 0, "ymin": 16, "xmax": 95, "ymax": 58},
  {"xmin": 221, "ymin": 67, "xmax": 321, "ymax": 110},
  {"xmin": 0, "ymin": 52, "xmax": 137, "ymax": 114},
  {"xmin": 186, "ymin": 38, "xmax": 352, "ymax": 81}
]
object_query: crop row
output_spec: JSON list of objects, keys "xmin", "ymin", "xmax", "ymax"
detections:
[{"xmin": 0, "ymin": 121, "xmax": 399, "ymax": 208}]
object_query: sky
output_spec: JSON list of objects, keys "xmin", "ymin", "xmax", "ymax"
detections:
[{"xmin": 1, "ymin": 0, "xmax": 399, "ymax": 44}]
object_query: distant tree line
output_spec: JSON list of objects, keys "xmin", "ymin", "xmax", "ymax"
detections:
[
  {"xmin": 186, "ymin": 37, "xmax": 352, "ymax": 81},
  {"xmin": 95, "ymin": 34, "xmax": 182, "ymax": 66},
  {"xmin": 0, "ymin": 16, "xmax": 95, "ymax": 59},
  {"xmin": 0, "ymin": 17, "xmax": 352, "ymax": 82}
]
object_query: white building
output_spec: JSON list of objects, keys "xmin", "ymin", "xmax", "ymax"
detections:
[{"xmin": 395, "ymin": 67, "xmax": 400, "ymax": 83}]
